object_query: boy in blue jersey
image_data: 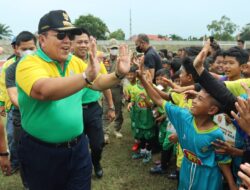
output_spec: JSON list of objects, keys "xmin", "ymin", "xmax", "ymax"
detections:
[{"xmin": 137, "ymin": 61, "xmax": 237, "ymax": 190}]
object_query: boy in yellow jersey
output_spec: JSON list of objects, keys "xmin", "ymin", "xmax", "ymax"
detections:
[{"xmin": 125, "ymin": 65, "xmax": 139, "ymax": 151}]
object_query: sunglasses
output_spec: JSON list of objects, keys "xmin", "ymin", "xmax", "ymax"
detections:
[{"xmin": 53, "ymin": 31, "xmax": 75, "ymax": 41}]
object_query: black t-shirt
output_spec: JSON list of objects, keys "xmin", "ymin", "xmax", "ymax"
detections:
[
  {"xmin": 144, "ymin": 46, "xmax": 162, "ymax": 73},
  {"xmin": 5, "ymin": 61, "xmax": 21, "ymax": 126},
  {"xmin": 6, "ymin": 61, "xmax": 18, "ymax": 88}
]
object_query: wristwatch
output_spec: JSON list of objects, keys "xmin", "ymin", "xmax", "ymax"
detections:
[
  {"xmin": 115, "ymin": 70, "xmax": 125, "ymax": 80},
  {"xmin": 82, "ymin": 72, "xmax": 93, "ymax": 86},
  {"xmin": 0, "ymin": 152, "xmax": 9, "ymax": 157}
]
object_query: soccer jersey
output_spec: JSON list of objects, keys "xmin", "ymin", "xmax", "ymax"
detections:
[
  {"xmin": 0, "ymin": 56, "xmax": 16, "ymax": 111},
  {"xmin": 131, "ymin": 81, "xmax": 154, "ymax": 130},
  {"xmin": 164, "ymin": 101, "xmax": 231, "ymax": 190},
  {"xmin": 225, "ymin": 78, "xmax": 250, "ymax": 97}
]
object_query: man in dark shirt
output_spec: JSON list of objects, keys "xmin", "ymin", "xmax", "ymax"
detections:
[
  {"xmin": 135, "ymin": 34, "xmax": 162, "ymax": 80},
  {"xmin": 5, "ymin": 31, "xmax": 37, "ymax": 190}
]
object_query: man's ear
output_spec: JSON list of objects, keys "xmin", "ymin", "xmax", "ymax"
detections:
[
  {"xmin": 39, "ymin": 35, "xmax": 46, "ymax": 49},
  {"xmin": 187, "ymin": 74, "xmax": 194, "ymax": 82},
  {"xmin": 208, "ymin": 105, "xmax": 219, "ymax": 116}
]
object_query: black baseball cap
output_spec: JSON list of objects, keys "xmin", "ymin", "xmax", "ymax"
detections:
[{"xmin": 38, "ymin": 10, "xmax": 81, "ymax": 34}]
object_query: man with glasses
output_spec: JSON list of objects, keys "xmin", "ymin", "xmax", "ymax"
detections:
[{"xmin": 16, "ymin": 10, "xmax": 130, "ymax": 190}]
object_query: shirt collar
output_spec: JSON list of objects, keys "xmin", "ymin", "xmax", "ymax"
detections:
[{"xmin": 36, "ymin": 48, "xmax": 72, "ymax": 64}]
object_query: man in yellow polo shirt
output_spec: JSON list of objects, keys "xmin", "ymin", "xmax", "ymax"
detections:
[
  {"xmin": 72, "ymin": 28, "xmax": 115, "ymax": 178},
  {"xmin": 16, "ymin": 10, "xmax": 130, "ymax": 190}
]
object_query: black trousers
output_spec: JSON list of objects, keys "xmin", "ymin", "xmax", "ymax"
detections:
[{"xmin": 83, "ymin": 101, "xmax": 104, "ymax": 166}]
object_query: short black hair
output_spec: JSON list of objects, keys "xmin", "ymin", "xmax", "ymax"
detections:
[
  {"xmin": 162, "ymin": 58, "xmax": 171, "ymax": 65},
  {"xmin": 155, "ymin": 68, "xmax": 170, "ymax": 79},
  {"xmin": 212, "ymin": 49, "xmax": 224, "ymax": 63},
  {"xmin": 16, "ymin": 31, "xmax": 37, "ymax": 46},
  {"xmin": 170, "ymin": 57, "xmax": 182, "ymax": 73},
  {"xmin": 237, "ymin": 39, "xmax": 245, "ymax": 44},
  {"xmin": 137, "ymin": 34, "xmax": 149, "ymax": 44},
  {"xmin": 223, "ymin": 46, "xmax": 249, "ymax": 65},
  {"xmin": 79, "ymin": 28, "xmax": 90, "ymax": 37},
  {"xmin": 183, "ymin": 46, "xmax": 202, "ymax": 57},
  {"xmin": 171, "ymin": 70, "xmax": 180, "ymax": 81},
  {"xmin": 159, "ymin": 49, "xmax": 168, "ymax": 58},
  {"xmin": 181, "ymin": 57, "xmax": 199, "ymax": 82},
  {"xmin": 129, "ymin": 65, "xmax": 138, "ymax": 73}
]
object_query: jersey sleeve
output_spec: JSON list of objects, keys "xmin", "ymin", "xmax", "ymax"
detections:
[
  {"xmin": 163, "ymin": 101, "xmax": 190, "ymax": 133},
  {"xmin": 16, "ymin": 56, "xmax": 50, "ymax": 96},
  {"xmin": 225, "ymin": 78, "xmax": 250, "ymax": 97}
]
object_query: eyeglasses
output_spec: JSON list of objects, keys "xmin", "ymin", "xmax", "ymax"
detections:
[{"xmin": 51, "ymin": 31, "xmax": 75, "ymax": 41}]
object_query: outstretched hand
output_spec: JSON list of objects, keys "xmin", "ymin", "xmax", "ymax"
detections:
[
  {"xmin": 136, "ymin": 56, "xmax": 145, "ymax": 80},
  {"xmin": 0, "ymin": 156, "xmax": 11, "ymax": 176},
  {"xmin": 116, "ymin": 44, "xmax": 131, "ymax": 76},
  {"xmin": 193, "ymin": 39, "xmax": 212, "ymax": 75},
  {"xmin": 231, "ymin": 83, "xmax": 250, "ymax": 136},
  {"xmin": 161, "ymin": 77, "xmax": 179, "ymax": 89},
  {"xmin": 238, "ymin": 163, "xmax": 250, "ymax": 190},
  {"xmin": 86, "ymin": 36, "xmax": 100, "ymax": 82},
  {"xmin": 184, "ymin": 90, "xmax": 198, "ymax": 100}
]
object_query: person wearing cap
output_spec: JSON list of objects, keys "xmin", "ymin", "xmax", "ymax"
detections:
[
  {"xmin": 103, "ymin": 38, "xmax": 124, "ymax": 139},
  {"xmin": 16, "ymin": 10, "xmax": 130, "ymax": 190},
  {"xmin": 72, "ymin": 28, "xmax": 115, "ymax": 178},
  {"xmin": 135, "ymin": 34, "xmax": 162, "ymax": 81}
]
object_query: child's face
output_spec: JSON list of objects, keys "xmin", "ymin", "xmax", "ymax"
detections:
[
  {"xmin": 155, "ymin": 76, "xmax": 162, "ymax": 85},
  {"xmin": 210, "ymin": 56, "xmax": 224, "ymax": 75},
  {"xmin": 190, "ymin": 90, "xmax": 218, "ymax": 116},
  {"xmin": 223, "ymin": 56, "xmax": 241, "ymax": 80},
  {"xmin": 179, "ymin": 67, "xmax": 191, "ymax": 86},
  {"xmin": 126, "ymin": 72, "xmax": 137, "ymax": 83},
  {"xmin": 173, "ymin": 78, "xmax": 180, "ymax": 85},
  {"xmin": 241, "ymin": 57, "xmax": 250, "ymax": 78}
]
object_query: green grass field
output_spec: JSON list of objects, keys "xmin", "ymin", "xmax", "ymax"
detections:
[{"xmin": 0, "ymin": 110, "xmax": 177, "ymax": 190}]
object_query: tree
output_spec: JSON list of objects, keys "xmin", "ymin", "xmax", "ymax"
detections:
[
  {"xmin": 0, "ymin": 23, "xmax": 12, "ymax": 39},
  {"xmin": 169, "ymin": 34, "xmax": 183, "ymax": 41},
  {"xmin": 207, "ymin": 15, "xmax": 238, "ymax": 41},
  {"xmin": 109, "ymin": 29, "xmax": 125, "ymax": 40},
  {"xmin": 239, "ymin": 23, "xmax": 250, "ymax": 41},
  {"xmin": 74, "ymin": 14, "xmax": 109, "ymax": 40}
]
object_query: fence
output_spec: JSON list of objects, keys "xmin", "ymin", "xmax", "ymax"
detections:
[{"xmin": 1, "ymin": 40, "xmax": 249, "ymax": 58}]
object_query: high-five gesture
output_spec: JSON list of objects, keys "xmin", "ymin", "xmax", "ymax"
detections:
[
  {"xmin": 193, "ymin": 39, "xmax": 212, "ymax": 75},
  {"xmin": 136, "ymin": 56, "xmax": 145, "ymax": 80},
  {"xmin": 231, "ymin": 83, "xmax": 250, "ymax": 136},
  {"xmin": 115, "ymin": 44, "xmax": 131, "ymax": 77},
  {"xmin": 86, "ymin": 36, "xmax": 100, "ymax": 82}
]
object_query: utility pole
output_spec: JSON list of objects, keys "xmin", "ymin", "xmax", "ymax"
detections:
[{"xmin": 129, "ymin": 9, "xmax": 132, "ymax": 40}]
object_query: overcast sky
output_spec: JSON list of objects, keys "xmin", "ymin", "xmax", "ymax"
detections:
[{"xmin": 1, "ymin": 0, "xmax": 249, "ymax": 39}]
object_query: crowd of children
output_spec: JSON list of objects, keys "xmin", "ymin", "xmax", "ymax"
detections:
[{"xmin": 121, "ymin": 39, "xmax": 250, "ymax": 190}]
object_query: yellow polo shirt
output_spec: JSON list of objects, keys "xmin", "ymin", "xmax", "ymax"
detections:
[{"xmin": 16, "ymin": 48, "xmax": 87, "ymax": 143}]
